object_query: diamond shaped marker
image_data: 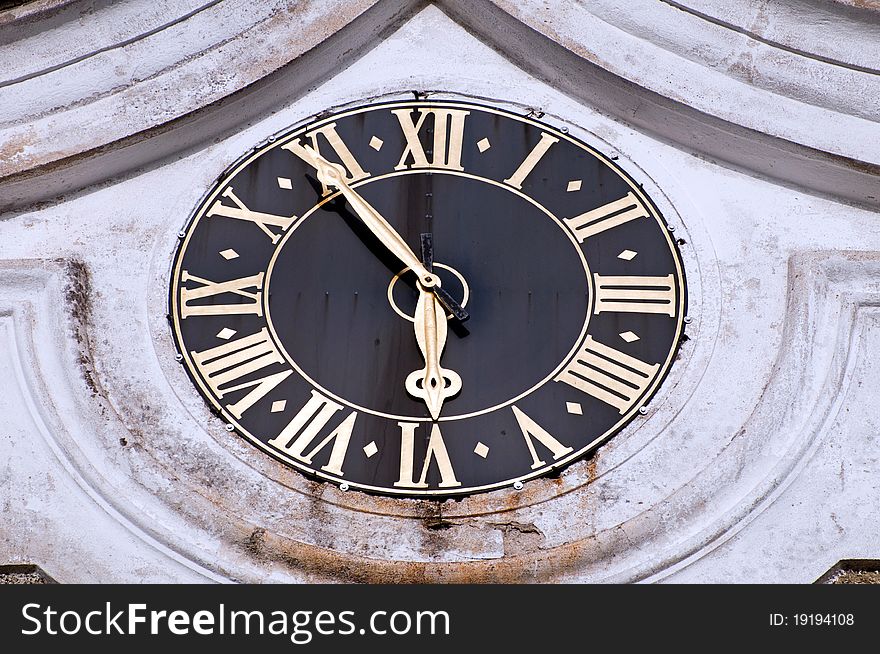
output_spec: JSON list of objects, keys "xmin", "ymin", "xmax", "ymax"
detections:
[
  {"xmin": 477, "ymin": 138, "xmax": 491, "ymax": 153},
  {"xmin": 618, "ymin": 249, "xmax": 637, "ymax": 261},
  {"xmin": 219, "ymin": 248, "xmax": 239, "ymax": 260},
  {"xmin": 216, "ymin": 328, "xmax": 236, "ymax": 340},
  {"xmin": 369, "ymin": 136, "xmax": 383, "ymax": 151},
  {"xmin": 277, "ymin": 177, "xmax": 292, "ymax": 190},
  {"xmin": 619, "ymin": 331, "xmax": 640, "ymax": 343},
  {"xmin": 474, "ymin": 442, "xmax": 489, "ymax": 458},
  {"xmin": 566, "ymin": 402, "xmax": 583, "ymax": 415},
  {"xmin": 566, "ymin": 179, "xmax": 582, "ymax": 192},
  {"xmin": 270, "ymin": 400, "xmax": 287, "ymax": 413},
  {"xmin": 363, "ymin": 441, "xmax": 378, "ymax": 458}
]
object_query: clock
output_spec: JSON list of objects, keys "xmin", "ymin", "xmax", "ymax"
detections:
[{"xmin": 170, "ymin": 99, "xmax": 686, "ymax": 497}]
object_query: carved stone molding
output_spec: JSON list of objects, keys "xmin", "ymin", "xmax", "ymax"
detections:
[
  {"xmin": 1, "ymin": 0, "xmax": 878, "ymax": 212},
  {"xmin": 2, "ymin": 242, "xmax": 876, "ymax": 582}
]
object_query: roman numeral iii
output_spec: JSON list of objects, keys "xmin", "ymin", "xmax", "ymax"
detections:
[
  {"xmin": 593, "ymin": 274, "xmax": 677, "ymax": 316},
  {"xmin": 391, "ymin": 107, "xmax": 469, "ymax": 171},
  {"xmin": 190, "ymin": 328, "xmax": 292, "ymax": 419},
  {"xmin": 555, "ymin": 335, "xmax": 659, "ymax": 414}
]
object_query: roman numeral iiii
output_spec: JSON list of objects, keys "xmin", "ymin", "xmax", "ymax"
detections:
[{"xmin": 555, "ymin": 336, "xmax": 659, "ymax": 414}]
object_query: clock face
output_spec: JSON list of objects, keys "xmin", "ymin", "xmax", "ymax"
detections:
[{"xmin": 170, "ymin": 100, "xmax": 686, "ymax": 497}]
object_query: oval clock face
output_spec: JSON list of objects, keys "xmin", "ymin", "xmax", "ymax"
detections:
[{"xmin": 170, "ymin": 100, "xmax": 686, "ymax": 496}]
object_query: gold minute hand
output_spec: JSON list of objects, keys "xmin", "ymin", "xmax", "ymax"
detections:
[
  {"xmin": 307, "ymin": 149, "xmax": 434, "ymax": 287},
  {"xmin": 303, "ymin": 147, "xmax": 469, "ymax": 321}
]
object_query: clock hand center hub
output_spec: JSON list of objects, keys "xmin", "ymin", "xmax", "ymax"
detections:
[{"xmin": 386, "ymin": 263, "xmax": 470, "ymax": 323}]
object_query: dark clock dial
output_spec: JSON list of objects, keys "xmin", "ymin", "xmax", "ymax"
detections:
[{"xmin": 170, "ymin": 100, "xmax": 686, "ymax": 496}]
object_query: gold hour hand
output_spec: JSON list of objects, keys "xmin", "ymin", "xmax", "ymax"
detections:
[{"xmin": 405, "ymin": 280, "xmax": 462, "ymax": 419}]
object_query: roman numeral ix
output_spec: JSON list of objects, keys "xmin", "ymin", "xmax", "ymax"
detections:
[{"xmin": 180, "ymin": 271, "xmax": 264, "ymax": 318}]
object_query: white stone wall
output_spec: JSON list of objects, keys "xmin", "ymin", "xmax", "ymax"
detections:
[{"xmin": 1, "ymin": 0, "xmax": 878, "ymax": 582}]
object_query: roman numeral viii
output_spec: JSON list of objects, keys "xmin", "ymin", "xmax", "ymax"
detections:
[
  {"xmin": 593, "ymin": 274, "xmax": 676, "ymax": 317},
  {"xmin": 268, "ymin": 390, "xmax": 356, "ymax": 477},
  {"xmin": 391, "ymin": 107, "xmax": 470, "ymax": 172},
  {"xmin": 555, "ymin": 335, "xmax": 659, "ymax": 414},
  {"xmin": 191, "ymin": 328, "xmax": 292, "ymax": 419}
]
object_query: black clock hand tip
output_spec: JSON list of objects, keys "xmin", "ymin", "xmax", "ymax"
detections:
[
  {"xmin": 434, "ymin": 285, "xmax": 469, "ymax": 322},
  {"xmin": 420, "ymin": 232, "xmax": 468, "ymax": 322},
  {"xmin": 420, "ymin": 232, "xmax": 434, "ymax": 272}
]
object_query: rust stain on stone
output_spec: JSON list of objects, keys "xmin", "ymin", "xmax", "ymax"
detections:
[
  {"xmin": 585, "ymin": 454, "xmax": 598, "ymax": 484},
  {"xmin": 239, "ymin": 526, "xmax": 613, "ymax": 583},
  {"xmin": 0, "ymin": 128, "xmax": 38, "ymax": 174},
  {"xmin": 834, "ymin": 0, "xmax": 880, "ymax": 10},
  {"xmin": 223, "ymin": 450, "xmax": 610, "ymax": 583},
  {"xmin": 244, "ymin": 527, "xmax": 268, "ymax": 557}
]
